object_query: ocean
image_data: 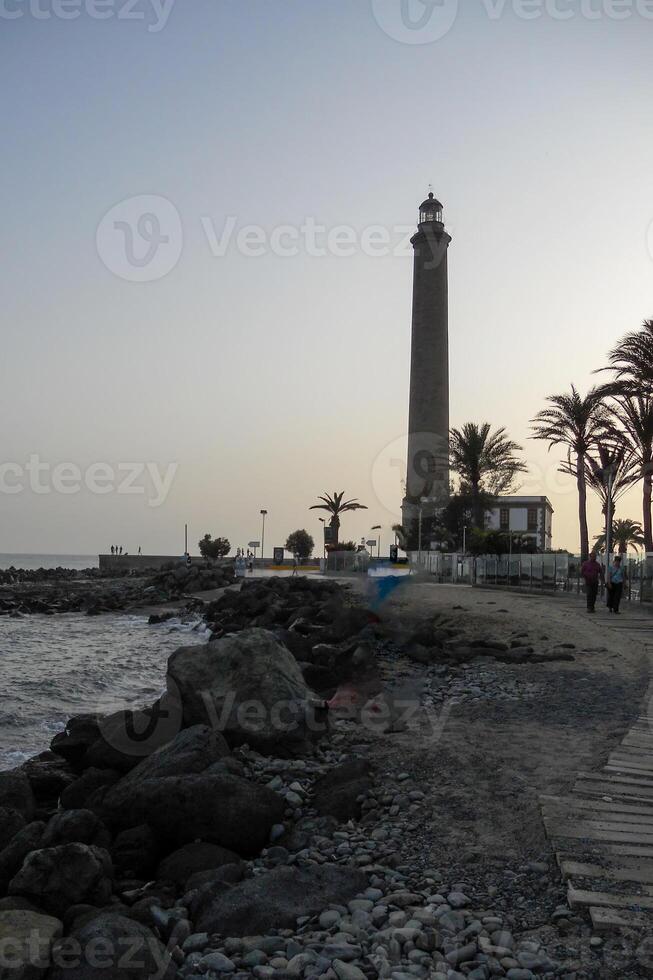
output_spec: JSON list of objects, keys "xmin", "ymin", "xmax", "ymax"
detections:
[
  {"xmin": 0, "ymin": 612, "xmax": 207, "ymax": 770},
  {"xmin": 0, "ymin": 554, "xmax": 98, "ymax": 571}
]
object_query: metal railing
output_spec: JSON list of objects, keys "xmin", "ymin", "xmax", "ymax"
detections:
[{"xmin": 408, "ymin": 552, "xmax": 653, "ymax": 603}]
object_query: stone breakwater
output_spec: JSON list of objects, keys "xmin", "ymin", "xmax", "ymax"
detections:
[
  {"xmin": 0, "ymin": 577, "xmax": 645, "ymax": 979},
  {"xmin": 0, "ymin": 561, "xmax": 235, "ymax": 616}
]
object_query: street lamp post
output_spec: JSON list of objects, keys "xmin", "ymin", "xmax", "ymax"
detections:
[
  {"xmin": 260, "ymin": 509, "xmax": 267, "ymax": 562},
  {"xmin": 319, "ymin": 518, "xmax": 326, "ymax": 559}
]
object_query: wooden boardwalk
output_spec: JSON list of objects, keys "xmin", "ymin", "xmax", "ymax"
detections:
[{"xmin": 541, "ymin": 612, "xmax": 653, "ymax": 933}]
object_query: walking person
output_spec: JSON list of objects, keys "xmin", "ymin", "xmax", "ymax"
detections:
[
  {"xmin": 581, "ymin": 551, "xmax": 604, "ymax": 614},
  {"xmin": 607, "ymin": 555, "xmax": 625, "ymax": 615},
  {"xmin": 110, "ymin": 545, "xmax": 115, "ymax": 555}
]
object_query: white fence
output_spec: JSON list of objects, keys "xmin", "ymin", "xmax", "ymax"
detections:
[{"xmin": 409, "ymin": 552, "xmax": 653, "ymax": 602}]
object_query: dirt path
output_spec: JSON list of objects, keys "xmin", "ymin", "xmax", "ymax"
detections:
[{"xmin": 345, "ymin": 582, "xmax": 653, "ymax": 932}]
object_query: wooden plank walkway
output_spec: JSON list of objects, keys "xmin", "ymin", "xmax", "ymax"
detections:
[{"xmin": 540, "ymin": 620, "xmax": 653, "ymax": 932}]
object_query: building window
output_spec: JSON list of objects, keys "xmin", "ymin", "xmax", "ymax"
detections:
[
  {"xmin": 527, "ymin": 508, "xmax": 538, "ymax": 531},
  {"xmin": 500, "ymin": 508, "xmax": 509, "ymax": 530}
]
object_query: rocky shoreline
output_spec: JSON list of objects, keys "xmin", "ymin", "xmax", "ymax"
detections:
[
  {"xmin": 0, "ymin": 562, "xmax": 235, "ymax": 617},
  {"xmin": 0, "ymin": 575, "xmax": 648, "ymax": 979}
]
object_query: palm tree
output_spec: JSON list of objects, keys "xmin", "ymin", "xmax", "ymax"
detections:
[
  {"xmin": 531, "ymin": 386, "xmax": 610, "ymax": 560},
  {"xmin": 392, "ymin": 524, "xmax": 407, "ymax": 549},
  {"xmin": 597, "ymin": 320, "xmax": 653, "ymax": 553},
  {"xmin": 603, "ymin": 319, "xmax": 653, "ymax": 394},
  {"xmin": 309, "ymin": 491, "xmax": 367, "ymax": 547},
  {"xmin": 594, "ymin": 518, "xmax": 645, "ymax": 556},
  {"xmin": 581, "ymin": 443, "xmax": 640, "ymax": 550},
  {"xmin": 449, "ymin": 423, "xmax": 527, "ymax": 529},
  {"xmin": 610, "ymin": 394, "xmax": 653, "ymax": 554}
]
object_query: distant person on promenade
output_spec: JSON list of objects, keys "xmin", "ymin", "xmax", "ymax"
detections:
[
  {"xmin": 111, "ymin": 546, "xmax": 114, "ymax": 555},
  {"xmin": 292, "ymin": 554, "xmax": 299, "ymax": 576},
  {"xmin": 607, "ymin": 555, "xmax": 625, "ymax": 615},
  {"xmin": 581, "ymin": 551, "xmax": 604, "ymax": 614},
  {"xmin": 119, "ymin": 546, "xmax": 123, "ymax": 555},
  {"xmin": 138, "ymin": 546, "xmax": 142, "ymax": 555}
]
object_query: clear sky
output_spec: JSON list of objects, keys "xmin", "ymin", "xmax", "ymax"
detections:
[{"xmin": 1, "ymin": 0, "xmax": 652, "ymax": 556}]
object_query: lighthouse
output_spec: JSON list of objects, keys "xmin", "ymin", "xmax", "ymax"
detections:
[{"xmin": 401, "ymin": 191, "xmax": 451, "ymax": 532}]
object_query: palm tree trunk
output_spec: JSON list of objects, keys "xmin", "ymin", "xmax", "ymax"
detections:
[
  {"xmin": 472, "ymin": 482, "xmax": 484, "ymax": 530},
  {"xmin": 643, "ymin": 468, "xmax": 653, "ymax": 554},
  {"xmin": 331, "ymin": 516, "xmax": 340, "ymax": 547},
  {"xmin": 577, "ymin": 455, "xmax": 590, "ymax": 560}
]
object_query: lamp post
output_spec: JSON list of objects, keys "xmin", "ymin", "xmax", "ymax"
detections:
[
  {"xmin": 260, "ymin": 509, "xmax": 267, "ymax": 562},
  {"xmin": 319, "ymin": 518, "xmax": 326, "ymax": 559}
]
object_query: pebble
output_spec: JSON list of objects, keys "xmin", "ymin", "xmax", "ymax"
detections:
[
  {"xmin": 319, "ymin": 910, "xmax": 342, "ymax": 929},
  {"xmin": 333, "ymin": 960, "xmax": 367, "ymax": 980},
  {"xmin": 198, "ymin": 952, "xmax": 236, "ymax": 973},
  {"xmin": 183, "ymin": 934, "xmax": 210, "ymax": 954}
]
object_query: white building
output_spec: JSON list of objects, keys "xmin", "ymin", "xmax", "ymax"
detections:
[{"xmin": 486, "ymin": 496, "xmax": 554, "ymax": 552}]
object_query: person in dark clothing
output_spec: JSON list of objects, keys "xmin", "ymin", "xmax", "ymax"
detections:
[
  {"xmin": 607, "ymin": 555, "xmax": 625, "ymax": 614},
  {"xmin": 581, "ymin": 552, "xmax": 604, "ymax": 613}
]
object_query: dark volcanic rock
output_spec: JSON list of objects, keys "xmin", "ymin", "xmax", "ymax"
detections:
[
  {"xmin": 51, "ymin": 697, "xmax": 186, "ymax": 776},
  {"xmin": 110, "ymin": 825, "xmax": 159, "ymax": 880},
  {"xmin": 19, "ymin": 753, "xmax": 75, "ymax": 810},
  {"xmin": 167, "ymin": 629, "xmax": 319, "ymax": 754},
  {"xmin": 185, "ymin": 862, "xmax": 244, "ymax": 893},
  {"xmin": 48, "ymin": 911, "xmax": 174, "ymax": 980},
  {"xmin": 60, "ymin": 769, "xmax": 121, "ymax": 810},
  {"xmin": 0, "ymin": 823, "xmax": 46, "ymax": 896},
  {"xmin": 0, "ymin": 909, "xmax": 63, "ymax": 980},
  {"xmin": 0, "ymin": 808, "xmax": 27, "ymax": 851},
  {"xmin": 41, "ymin": 810, "xmax": 110, "ymax": 850},
  {"xmin": 157, "ymin": 842, "xmax": 242, "ymax": 888},
  {"xmin": 98, "ymin": 773, "xmax": 284, "ymax": 856},
  {"xmin": 194, "ymin": 864, "xmax": 368, "ymax": 936},
  {"xmin": 50, "ymin": 716, "xmax": 101, "ymax": 771},
  {"xmin": 312, "ymin": 758, "xmax": 373, "ymax": 822},
  {"xmin": 0, "ymin": 773, "xmax": 35, "ymax": 822},
  {"xmin": 326, "ymin": 607, "xmax": 380, "ymax": 642},
  {"xmin": 111, "ymin": 725, "xmax": 230, "ymax": 790},
  {"xmin": 9, "ymin": 843, "xmax": 113, "ymax": 917}
]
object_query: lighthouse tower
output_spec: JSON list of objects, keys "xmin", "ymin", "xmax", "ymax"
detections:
[{"xmin": 401, "ymin": 191, "xmax": 451, "ymax": 531}]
